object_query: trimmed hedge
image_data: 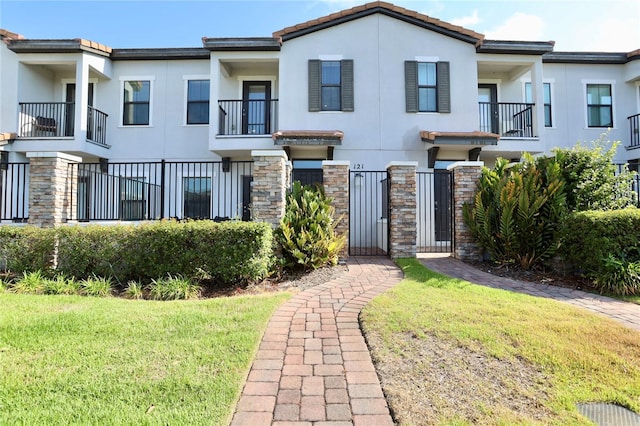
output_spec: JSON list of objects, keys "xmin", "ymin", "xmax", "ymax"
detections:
[
  {"xmin": 562, "ymin": 208, "xmax": 640, "ymax": 295},
  {"xmin": 0, "ymin": 226, "xmax": 56, "ymax": 274},
  {"xmin": 1, "ymin": 221, "xmax": 273, "ymax": 285}
]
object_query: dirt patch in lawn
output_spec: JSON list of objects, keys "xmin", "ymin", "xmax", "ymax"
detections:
[{"xmin": 365, "ymin": 331, "xmax": 553, "ymax": 425}]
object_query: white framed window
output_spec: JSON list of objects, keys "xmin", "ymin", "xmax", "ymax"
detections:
[
  {"xmin": 582, "ymin": 79, "xmax": 615, "ymax": 128},
  {"xmin": 182, "ymin": 176, "xmax": 212, "ymax": 219},
  {"xmin": 183, "ymin": 75, "xmax": 210, "ymax": 125},
  {"xmin": 524, "ymin": 82, "xmax": 553, "ymax": 127},
  {"xmin": 120, "ymin": 76, "xmax": 154, "ymax": 126}
]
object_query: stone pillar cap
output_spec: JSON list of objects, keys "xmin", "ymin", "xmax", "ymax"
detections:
[
  {"xmin": 251, "ymin": 150, "xmax": 287, "ymax": 159},
  {"xmin": 322, "ymin": 160, "xmax": 350, "ymax": 166},
  {"xmin": 386, "ymin": 161, "xmax": 418, "ymax": 169},
  {"xmin": 447, "ymin": 161, "xmax": 484, "ymax": 170}
]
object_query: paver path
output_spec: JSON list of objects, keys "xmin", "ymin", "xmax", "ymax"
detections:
[
  {"xmin": 420, "ymin": 254, "xmax": 640, "ymax": 332},
  {"xmin": 230, "ymin": 256, "xmax": 403, "ymax": 426}
]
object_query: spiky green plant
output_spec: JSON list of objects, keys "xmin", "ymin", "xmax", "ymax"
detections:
[
  {"xmin": 148, "ymin": 275, "xmax": 200, "ymax": 300},
  {"xmin": 463, "ymin": 154, "xmax": 567, "ymax": 270},
  {"xmin": 80, "ymin": 275, "xmax": 114, "ymax": 297},
  {"xmin": 43, "ymin": 274, "xmax": 80, "ymax": 295},
  {"xmin": 10, "ymin": 271, "xmax": 47, "ymax": 294},
  {"xmin": 275, "ymin": 182, "xmax": 346, "ymax": 270},
  {"xmin": 123, "ymin": 281, "xmax": 145, "ymax": 300}
]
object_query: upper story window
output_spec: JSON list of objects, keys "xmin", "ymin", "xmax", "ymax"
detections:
[
  {"xmin": 186, "ymin": 80, "xmax": 210, "ymax": 125},
  {"xmin": 123, "ymin": 80, "xmax": 151, "ymax": 126},
  {"xmin": 586, "ymin": 84, "xmax": 613, "ymax": 127},
  {"xmin": 525, "ymin": 82, "xmax": 552, "ymax": 127},
  {"xmin": 308, "ymin": 59, "xmax": 354, "ymax": 112},
  {"xmin": 405, "ymin": 61, "xmax": 450, "ymax": 113}
]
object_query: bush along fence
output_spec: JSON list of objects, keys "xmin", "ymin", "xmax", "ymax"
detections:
[
  {"xmin": 0, "ymin": 221, "xmax": 273, "ymax": 286},
  {"xmin": 1, "ymin": 149, "xmax": 486, "ymax": 261}
]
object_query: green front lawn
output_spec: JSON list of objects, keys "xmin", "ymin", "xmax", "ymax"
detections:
[
  {"xmin": 361, "ymin": 258, "xmax": 640, "ymax": 425},
  {"xmin": 0, "ymin": 293, "xmax": 289, "ymax": 425}
]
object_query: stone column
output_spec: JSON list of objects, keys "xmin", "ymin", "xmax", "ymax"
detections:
[
  {"xmin": 322, "ymin": 160, "xmax": 350, "ymax": 259},
  {"xmin": 448, "ymin": 161, "xmax": 484, "ymax": 261},
  {"xmin": 251, "ymin": 150, "xmax": 288, "ymax": 227},
  {"xmin": 387, "ymin": 162, "xmax": 417, "ymax": 259},
  {"xmin": 26, "ymin": 152, "xmax": 82, "ymax": 228}
]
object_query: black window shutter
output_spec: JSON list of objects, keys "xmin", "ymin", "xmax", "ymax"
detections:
[
  {"xmin": 308, "ymin": 60, "xmax": 321, "ymax": 112},
  {"xmin": 437, "ymin": 61, "xmax": 450, "ymax": 113},
  {"xmin": 405, "ymin": 61, "xmax": 418, "ymax": 113},
  {"xmin": 341, "ymin": 60, "xmax": 354, "ymax": 112}
]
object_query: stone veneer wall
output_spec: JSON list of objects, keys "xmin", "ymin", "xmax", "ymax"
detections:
[
  {"xmin": 251, "ymin": 150, "xmax": 289, "ymax": 227},
  {"xmin": 449, "ymin": 162, "xmax": 484, "ymax": 261},
  {"xmin": 27, "ymin": 152, "xmax": 81, "ymax": 228},
  {"xmin": 322, "ymin": 161, "xmax": 350, "ymax": 259},
  {"xmin": 387, "ymin": 162, "xmax": 417, "ymax": 259}
]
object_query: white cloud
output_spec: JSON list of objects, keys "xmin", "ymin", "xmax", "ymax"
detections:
[
  {"xmin": 583, "ymin": 18, "xmax": 640, "ymax": 52},
  {"xmin": 484, "ymin": 12, "xmax": 545, "ymax": 41},
  {"xmin": 451, "ymin": 10, "xmax": 480, "ymax": 27}
]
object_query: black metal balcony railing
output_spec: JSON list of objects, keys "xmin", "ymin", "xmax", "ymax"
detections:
[
  {"xmin": 19, "ymin": 102, "xmax": 74, "ymax": 138},
  {"xmin": 628, "ymin": 113, "xmax": 640, "ymax": 149},
  {"xmin": 479, "ymin": 102, "xmax": 535, "ymax": 138},
  {"xmin": 218, "ymin": 99, "xmax": 278, "ymax": 136},
  {"xmin": 18, "ymin": 102, "xmax": 109, "ymax": 146},
  {"xmin": 87, "ymin": 106, "xmax": 108, "ymax": 146}
]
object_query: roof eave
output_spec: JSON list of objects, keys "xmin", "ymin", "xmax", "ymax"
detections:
[
  {"xmin": 111, "ymin": 48, "xmax": 210, "ymax": 60},
  {"xmin": 7, "ymin": 39, "xmax": 112, "ymax": 57},
  {"xmin": 477, "ymin": 40, "xmax": 555, "ymax": 55},
  {"xmin": 202, "ymin": 37, "xmax": 281, "ymax": 51},
  {"xmin": 543, "ymin": 51, "xmax": 629, "ymax": 64}
]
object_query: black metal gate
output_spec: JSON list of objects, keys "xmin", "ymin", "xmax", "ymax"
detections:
[
  {"xmin": 417, "ymin": 170, "xmax": 454, "ymax": 253},
  {"xmin": 349, "ymin": 171, "xmax": 389, "ymax": 256}
]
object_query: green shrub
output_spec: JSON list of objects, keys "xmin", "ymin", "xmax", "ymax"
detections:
[
  {"xmin": 562, "ymin": 209, "xmax": 640, "ymax": 295},
  {"xmin": 148, "ymin": 275, "xmax": 200, "ymax": 300},
  {"xmin": 276, "ymin": 182, "xmax": 346, "ymax": 270},
  {"xmin": 551, "ymin": 137, "xmax": 636, "ymax": 211},
  {"xmin": 463, "ymin": 154, "xmax": 566, "ymax": 270},
  {"xmin": 80, "ymin": 275, "xmax": 114, "ymax": 297},
  {"xmin": 10, "ymin": 271, "xmax": 47, "ymax": 294},
  {"xmin": 0, "ymin": 226, "xmax": 56, "ymax": 274}
]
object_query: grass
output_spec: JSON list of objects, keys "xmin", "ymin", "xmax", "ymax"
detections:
[
  {"xmin": 0, "ymin": 292, "xmax": 290, "ymax": 425},
  {"xmin": 361, "ymin": 258, "xmax": 640, "ymax": 425}
]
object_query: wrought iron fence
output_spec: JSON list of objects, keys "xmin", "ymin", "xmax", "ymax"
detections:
[
  {"xmin": 349, "ymin": 171, "xmax": 389, "ymax": 256},
  {"xmin": 0, "ymin": 162, "xmax": 29, "ymax": 222},
  {"xmin": 628, "ymin": 113, "xmax": 640, "ymax": 149},
  {"xmin": 417, "ymin": 171, "xmax": 454, "ymax": 253},
  {"xmin": 479, "ymin": 102, "xmax": 535, "ymax": 137},
  {"xmin": 87, "ymin": 106, "xmax": 108, "ymax": 146},
  {"xmin": 217, "ymin": 99, "xmax": 278, "ymax": 136},
  {"xmin": 68, "ymin": 160, "xmax": 253, "ymax": 221},
  {"xmin": 19, "ymin": 102, "xmax": 74, "ymax": 138}
]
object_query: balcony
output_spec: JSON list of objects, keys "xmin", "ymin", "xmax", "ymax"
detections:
[
  {"xmin": 18, "ymin": 102, "xmax": 108, "ymax": 147},
  {"xmin": 628, "ymin": 113, "xmax": 640, "ymax": 150},
  {"xmin": 217, "ymin": 99, "xmax": 278, "ymax": 136},
  {"xmin": 478, "ymin": 102, "xmax": 535, "ymax": 138}
]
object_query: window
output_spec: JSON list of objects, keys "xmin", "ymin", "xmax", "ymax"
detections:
[
  {"xmin": 308, "ymin": 59, "xmax": 354, "ymax": 112},
  {"xmin": 120, "ymin": 177, "xmax": 146, "ymax": 220},
  {"xmin": 183, "ymin": 177, "xmax": 211, "ymax": 219},
  {"xmin": 187, "ymin": 80, "xmax": 210, "ymax": 125},
  {"xmin": 405, "ymin": 61, "xmax": 450, "ymax": 113},
  {"xmin": 123, "ymin": 80, "xmax": 150, "ymax": 125},
  {"xmin": 587, "ymin": 84, "xmax": 613, "ymax": 127},
  {"xmin": 525, "ymin": 82, "xmax": 552, "ymax": 127}
]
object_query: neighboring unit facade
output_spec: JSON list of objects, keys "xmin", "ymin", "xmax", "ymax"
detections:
[{"xmin": 1, "ymin": 2, "xmax": 639, "ymax": 252}]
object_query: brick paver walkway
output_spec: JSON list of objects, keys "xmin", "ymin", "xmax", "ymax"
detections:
[
  {"xmin": 230, "ymin": 257, "xmax": 403, "ymax": 426},
  {"xmin": 419, "ymin": 254, "xmax": 640, "ymax": 332}
]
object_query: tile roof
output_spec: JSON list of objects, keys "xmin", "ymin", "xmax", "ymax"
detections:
[
  {"xmin": 0, "ymin": 29, "xmax": 24, "ymax": 41},
  {"xmin": 273, "ymin": 1, "xmax": 484, "ymax": 45}
]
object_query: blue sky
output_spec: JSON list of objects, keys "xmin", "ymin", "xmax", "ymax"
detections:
[{"xmin": 0, "ymin": 0, "xmax": 638, "ymax": 52}]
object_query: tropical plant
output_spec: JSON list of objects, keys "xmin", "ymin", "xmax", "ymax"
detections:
[
  {"xmin": 462, "ymin": 154, "xmax": 567, "ymax": 270},
  {"xmin": 123, "ymin": 281, "xmax": 145, "ymax": 300},
  {"xmin": 276, "ymin": 181, "xmax": 346, "ymax": 270},
  {"xmin": 43, "ymin": 274, "xmax": 80, "ymax": 295}
]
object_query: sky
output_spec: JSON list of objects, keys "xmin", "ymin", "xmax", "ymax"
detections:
[{"xmin": 0, "ymin": 0, "xmax": 638, "ymax": 52}]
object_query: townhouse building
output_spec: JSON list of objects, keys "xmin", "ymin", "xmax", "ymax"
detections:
[{"xmin": 0, "ymin": 1, "xmax": 638, "ymax": 255}]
